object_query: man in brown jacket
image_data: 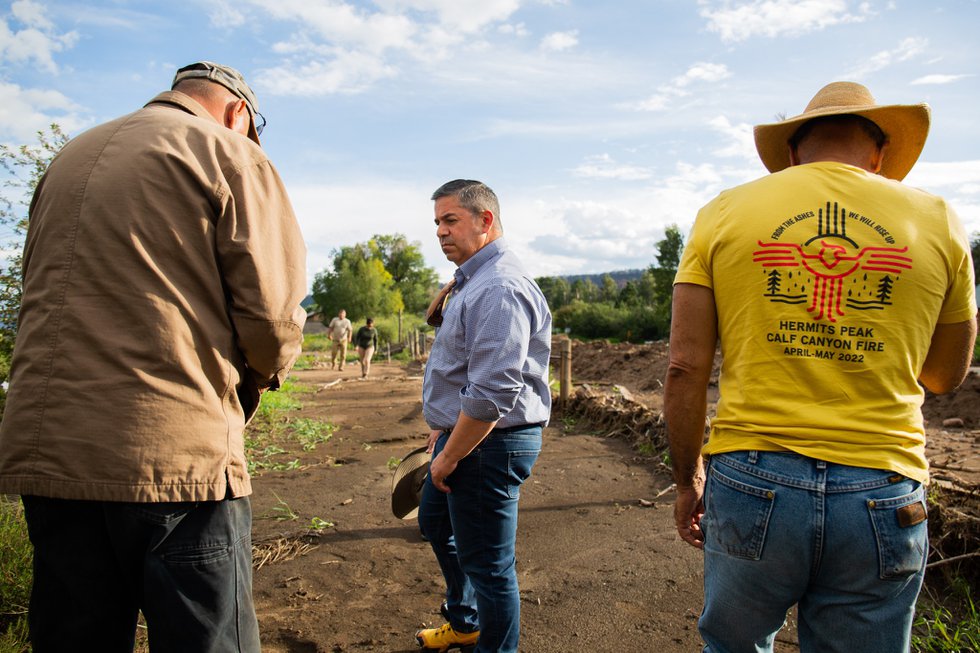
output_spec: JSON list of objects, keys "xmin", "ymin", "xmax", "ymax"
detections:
[{"xmin": 0, "ymin": 62, "xmax": 307, "ymax": 651}]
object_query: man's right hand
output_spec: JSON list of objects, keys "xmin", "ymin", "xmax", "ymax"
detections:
[
  {"xmin": 426, "ymin": 429, "xmax": 442, "ymax": 454},
  {"xmin": 673, "ymin": 484, "xmax": 706, "ymax": 549}
]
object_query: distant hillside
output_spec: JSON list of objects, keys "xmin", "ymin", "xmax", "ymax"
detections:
[{"xmin": 549, "ymin": 269, "xmax": 646, "ymax": 288}]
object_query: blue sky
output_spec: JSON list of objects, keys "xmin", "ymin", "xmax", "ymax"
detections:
[{"xmin": 3, "ymin": 0, "xmax": 979, "ymax": 283}]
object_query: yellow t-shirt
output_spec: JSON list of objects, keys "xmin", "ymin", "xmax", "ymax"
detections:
[{"xmin": 676, "ymin": 162, "xmax": 977, "ymax": 482}]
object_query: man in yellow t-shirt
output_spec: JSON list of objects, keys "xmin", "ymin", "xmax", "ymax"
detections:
[{"xmin": 665, "ymin": 82, "xmax": 977, "ymax": 653}]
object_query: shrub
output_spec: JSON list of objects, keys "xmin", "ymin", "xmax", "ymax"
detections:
[{"xmin": 553, "ymin": 300, "xmax": 669, "ymax": 341}]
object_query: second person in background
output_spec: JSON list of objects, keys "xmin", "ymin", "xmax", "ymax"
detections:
[{"xmin": 354, "ymin": 317, "xmax": 378, "ymax": 378}]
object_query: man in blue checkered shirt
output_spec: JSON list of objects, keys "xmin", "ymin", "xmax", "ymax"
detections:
[{"xmin": 415, "ymin": 180, "xmax": 552, "ymax": 653}]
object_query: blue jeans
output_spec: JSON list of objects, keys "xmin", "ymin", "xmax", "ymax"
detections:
[
  {"xmin": 22, "ymin": 495, "xmax": 260, "ymax": 653},
  {"xmin": 418, "ymin": 426, "xmax": 542, "ymax": 653},
  {"xmin": 699, "ymin": 451, "xmax": 927, "ymax": 653}
]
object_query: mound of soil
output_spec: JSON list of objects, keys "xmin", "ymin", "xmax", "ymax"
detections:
[
  {"xmin": 563, "ymin": 338, "xmax": 980, "ymax": 594},
  {"xmin": 567, "ymin": 338, "xmax": 980, "ymax": 429}
]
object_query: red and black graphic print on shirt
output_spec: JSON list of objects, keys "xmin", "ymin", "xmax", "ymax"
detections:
[{"xmin": 752, "ymin": 201, "xmax": 912, "ymax": 323}]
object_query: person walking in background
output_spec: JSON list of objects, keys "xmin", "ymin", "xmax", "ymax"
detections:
[
  {"xmin": 354, "ymin": 317, "xmax": 379, "ymax": 378},
  {"xmin": 665, "ymin": 81, "xmax": 977, "ymax": 653},
  {"xmin": 415, "ymin": 180, "xmax": 552, "ymax": 653},
  {"xmin": 0, "ymin": 61, "xmax": 307, "ymax": 651},
  {"xmin": 328, "ymin": 308, "xmax": 353, "ymax": 371}
]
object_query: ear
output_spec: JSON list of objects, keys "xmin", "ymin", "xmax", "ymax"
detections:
[
  {"xmin": 479, "ymin": 210, "xmax": 494, "ymax": 234},
  {"xmin": 788, "ymin": 144, "xmax": 800, "ymax": 167},
  {"xmin": 223, "ymin": 99, "xmax": 250, "ymax": 136},
  {"xmin": 869, "ymin": 142, "xmax": 887, "ymax": 174}
]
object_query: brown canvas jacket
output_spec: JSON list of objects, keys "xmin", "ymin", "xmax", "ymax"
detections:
[{"xmin": 0, "ymin": 91, "xmax": 307, "ymax": 502}]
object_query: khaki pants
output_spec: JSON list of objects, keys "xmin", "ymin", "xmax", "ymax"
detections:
[
  {"xmin": 330, "ymin": 339, "xmax": 348, "ymax": 369},
  {"xmin": 356, "ymin": 346, "xmax": 375, "ymax": 378}
]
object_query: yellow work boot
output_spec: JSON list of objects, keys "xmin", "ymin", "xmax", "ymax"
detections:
[{"xmin": 415, "ymin": 623, "xmax": 479, "ymax": 652}]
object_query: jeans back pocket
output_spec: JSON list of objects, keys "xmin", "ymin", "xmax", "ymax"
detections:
[
  {"xmin": 704, "ymin": 466, "xmax": 776, "ymax": 560},
  {"xmin": 867, "ymin": 486, "xmax": 927, "ymax": 580}
]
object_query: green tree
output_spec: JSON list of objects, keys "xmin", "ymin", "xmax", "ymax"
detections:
[
  {"xmin": 570, "ymin": 278, "xmax": 599, "ymax": 303},
  {"xmin": 0, "ymin": 125, "xmax": 69, "ymax": 392},
  {"xmin": 368, "ymin": 234, "xmax": 438, "ymax": 314},
  {"xmin": 617, "ymin": 281, "xmax": 640, "ymax": 307},
  {"xmin": 635, "ymin": 269, "xmax": 658, "ymax": 305},
  {"xmin": 650, "ymin": 224, "xmax": 684, "ymax": 309},
  {"xmin": 600, "ymin": 274, "xmax": 619, "ymax": 303},
  {"xmin": 311, "ymin": 249, "xmax": 403, "ymax": 323},
  {"xmin": 535, "ymin": 276, "xmax": 571, "ymax": 311}
]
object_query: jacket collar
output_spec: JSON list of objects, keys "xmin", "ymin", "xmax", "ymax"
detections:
[{"xmin": 144, "ymin": 90, "xmax": 221, "ymax": 127}]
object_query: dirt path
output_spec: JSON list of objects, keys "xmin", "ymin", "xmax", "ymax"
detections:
[
  {"xmin": 249, "ymin": 361, "xmax": 727, "ymax": 653},
  {"xmin": 249, "ymin": 344, "xmax": 979, "ymax": 652}
]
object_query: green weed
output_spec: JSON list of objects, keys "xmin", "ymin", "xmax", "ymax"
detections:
[
  {"xmin": 290, "ymin": 418, "xmax": 335, "ymax": 451},
  {"xmin": 270, "ymin": 493, "xmax": 299, "ymax": 521},
  {"xmin": 291, "ymin": 353, "xmax": 319, "ymax": 370},
  {"xmin": 913, "ymin": 578, "xmax": 979, "ymax": 652},
  {"xmin": 636, "ymin": 441, "xmax": 655, "ymax": 456},
  {"xmin": 0, "ymin": 497, "xmax": 30, "ymax": 650},
  {"xmin": 308, "ymin": 516, "xmax": 333, "ymax": 533},
  {"xmin": 386, "ymin": 457, "xmax": 401, "ymax": 470},
  {"xmin": 245, "ymin": 377, "xmax": 312, "ymax": 474}
]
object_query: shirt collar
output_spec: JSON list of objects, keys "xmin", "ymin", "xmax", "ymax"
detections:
[{"xmin": 454, "ymin": 237, "xmax": 507, "ymax": 287}]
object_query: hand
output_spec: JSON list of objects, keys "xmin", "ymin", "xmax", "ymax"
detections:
[
  {"xmin": 428, "ymin": 451, "xmax": 458, "ymax": 494},
  {"xmin": 674, "ymin": 484, "xmax": 706, "ymax": 549},
  {"xmin": 426, "ymin": 429, "xmax": 442, "ymax": 454}
]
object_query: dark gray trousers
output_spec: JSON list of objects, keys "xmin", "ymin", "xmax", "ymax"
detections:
[{"xmin": 22, "ymin": 494, "xmax": 259, "ymax": 652}]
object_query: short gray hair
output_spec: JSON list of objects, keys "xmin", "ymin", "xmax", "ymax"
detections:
[{"xmin": 431, "ymin": 179, "xmax": 502, "ymax": 233}]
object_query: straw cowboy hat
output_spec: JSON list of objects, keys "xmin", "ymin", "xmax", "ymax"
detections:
[
  {"xmin": 391, "ymin": 445, "xmax": 430, "ymax": 520},
  {"xmin": 753, "ymin": 81, "xmax": 931, "ymax": 181}
]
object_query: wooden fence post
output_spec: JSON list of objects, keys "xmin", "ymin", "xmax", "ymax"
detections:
[{"xmin": 560, "ymin": 338, "xmax": 572, "ymax": 409}]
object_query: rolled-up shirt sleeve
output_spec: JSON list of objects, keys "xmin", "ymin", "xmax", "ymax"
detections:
[
  {"xmin": 216, "ymin": 159, "xmax": 307, "ymax": 389},
  {"xmin": 459, "ymin": 284, "xmax": 533, "ymax": 422}
]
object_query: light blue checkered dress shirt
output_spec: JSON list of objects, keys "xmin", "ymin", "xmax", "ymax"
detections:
[{"xmin": 422, "ymin": 238, "xmax": 552, "ymax": 431}]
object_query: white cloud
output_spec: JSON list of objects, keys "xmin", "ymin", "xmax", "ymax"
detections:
[
  {"xmin": 242, "ymin": 0, "xmax": 536, "ymax": 95},
  {"xmin": 675, "ymin": 62, "xmax": 730, "ymax": 86},
  {"xmin": 0, "ymin": 0, "xmax": 78, "ymax": 73},
  {"xmin": 708, "ymin": 115, "xmax": 756, "ymax": 160},
  {"xmin": 622, "ymin": 62, "xmax": 730, "ymax": 112},
  {"xmin": 572, "ymin": 154, "xmax": 652, "ymax": 181},
  {"xmin": 0, "ymin": 81, "xmax": 87, "ymax": 142},
  {"xmin": 206, "ymin": 0, "xmax": 247, "ymax": 28},
  {"xmin": 498, "ymin": 22, "xmax": 529, "ymax": 37},
  {"xmin": 905, "ymin": 160, "xmax": 980, "ymax": 235},
  {"xmin": 911, "ymin": 73, "xmax": 972, "ymax": 85},
  {"xmin": 372, "ymin": 0, "xmax": 522, "ymax": 32},
  {"xmin": 254, "ymin": 0, "xmax": 417, "ymax": 54},
  {"xmin": 540, "ymin": 29, "xmax": 578, "ymax": 52},
  {"xmin": 845, "ymin": 36, "xmax": 927, "ymax": 79},
  {"xmin": 699, "ymin": 0, "xmax": 872, "ymax": 43},
  {"xmin": 284, "ymin": 179, "xmax": 442, "ymax": 280},
  {"xmin": 257, "ymin": 49, "xmax": 397, "ymax": 95},
  {"xmin": 11, "ymin": 0, "xmax": 53, "ymax": 29}
]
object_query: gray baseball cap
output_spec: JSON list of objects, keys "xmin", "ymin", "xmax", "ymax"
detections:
[{"xmin": 172, "ymin": 61, "xmax": 264, "ymax": 144}]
